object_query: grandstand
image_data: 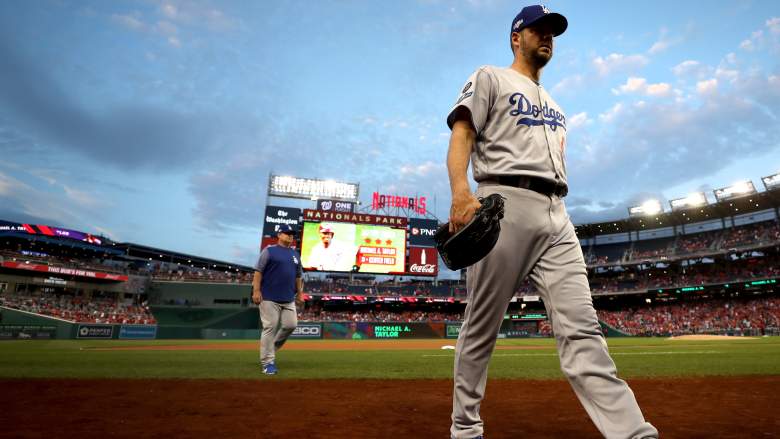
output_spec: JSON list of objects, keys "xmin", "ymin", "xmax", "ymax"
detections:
[{"xmin": 1, "ymin": 176, "xmax": 780, "ymax": 338}]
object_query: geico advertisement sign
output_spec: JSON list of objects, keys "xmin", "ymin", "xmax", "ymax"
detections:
[{"xmin": 291, "ymin": 324, "xmax": 322, "ymax": 338}]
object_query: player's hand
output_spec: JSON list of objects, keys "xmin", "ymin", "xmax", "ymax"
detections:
[
  {"xmin": 449, "ymin": 190, "xmax": 481, "ymax": 233},
  {"xmin": 252, "ymin": 290, "xmax": 263, "ymax": 304},
  {"xmin": 295, "ymin": 293, "xmax": 305, "ymax": 309}
]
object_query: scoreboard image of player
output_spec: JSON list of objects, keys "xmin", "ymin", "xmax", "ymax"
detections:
[{"xmin": 300, "ymin": 221, "xmax": 406, "ymax": 274}]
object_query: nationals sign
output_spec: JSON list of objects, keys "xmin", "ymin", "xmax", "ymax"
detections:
[
  {"xmin": 407, "ymin": 247, "xmax": 438, "ymax": 276},
  {"xmin": 371, "ymin": 192, "xmax": 427, "ymax": 215},
  {"xmin": 303, "ymin": 210, "xmax": 407, "ymax": 227}
]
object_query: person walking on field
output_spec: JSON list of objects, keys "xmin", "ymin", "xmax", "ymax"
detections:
[
  {"xmin": 252, "ymin": 224, "xmax": 304, "ymax": 375},
  {"xmin": 445, "ymin": 5, "xmax": 658, "ymax": 438}
]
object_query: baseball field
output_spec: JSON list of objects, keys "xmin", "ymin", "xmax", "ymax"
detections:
[{"xmin": 2, "ymin": 336, "xmax": 779, "ymax": 438}]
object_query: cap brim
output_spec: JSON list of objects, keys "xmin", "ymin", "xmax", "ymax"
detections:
[{"xmin": 537, "ymin": 13, "xmax": 568, "ymax": 36}]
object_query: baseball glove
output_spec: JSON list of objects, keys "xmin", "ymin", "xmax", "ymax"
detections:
[{"xmin": 434, "ymin": 193, "xmax": 505, "ymax": 271}]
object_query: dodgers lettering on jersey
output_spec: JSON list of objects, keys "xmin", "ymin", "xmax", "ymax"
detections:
[{"xmin": 447, "ymin": 65, "xmax": 568, "ymax": 187}]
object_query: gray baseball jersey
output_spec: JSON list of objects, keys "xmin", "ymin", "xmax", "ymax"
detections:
[
  {"xmin": 447, "ymin": 65, "xmax": 567, "ymax": 187},
  {"xmin": 447, "ymin": 66, "xmax": 657, "ymax": 439}
]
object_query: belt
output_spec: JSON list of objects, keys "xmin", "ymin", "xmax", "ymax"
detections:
[{"xmin": 490, "ymin": 175, "xmax": 568, "ymax": 198}]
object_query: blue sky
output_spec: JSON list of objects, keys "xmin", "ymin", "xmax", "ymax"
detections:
[{"xmin": 1, "ymin": 0, "xmax": 779, "ymax": 269}]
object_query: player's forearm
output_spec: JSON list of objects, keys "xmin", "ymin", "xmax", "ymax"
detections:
[
  {"xmin": 447, "ymin": 121, "xmax": 476, "ymax": 195},
  {"xmin": 252, "ymin": 272, "xmax": 262, "ymax": 293},
  {"xmin": 296, "ymin": 278, "xmax": 303, "ymax": 294}
]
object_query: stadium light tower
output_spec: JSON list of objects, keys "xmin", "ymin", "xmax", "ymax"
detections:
[
  {"xmin": 669, "ymin": 192, "xmax": 708, "ymax": 211},
  {"xmin": 628, "ymin": 199, "xmax": 663, "ymax": 217},
  {"xmin": 713, "ymin": 180, "xmax": 757, "ymax": 202},
  {"xmin": 761, "ymin": 173, "xmax": 780, "ymax": 191}
]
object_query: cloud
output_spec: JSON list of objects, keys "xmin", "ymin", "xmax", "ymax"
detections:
[
  {"xmin": 592, "ymin": 53, "xmax": 649, "ymax": 77},
  {"xmin": 672, "ymin": 60, "xmax": 712, "ymax": 79},
  {"xmin": 598, "ymin": 102, "xmax": 624, "ymax": 123},
  {"xmin": 567, "ymin": 71, "xmax": 780, "ymax": 221},
  {"xmin": 696, "ymin": 78, "xmax": 718, "ymax": 95},
  {"xmin": 111, "ymin": 12, "xmax": 145, "ymax": 31},
  {"xmin": 648, "ymin": 27, "xmax": 682, "ymax": 55},
  {"xmin": 0, "ymin": 170, "xmax": 82, "ymax": 227},
  {"xmin": 0, "ymin": 35, "xmax": 232, "ymax": 170},
  {"xmin": 568, "ymin": 112, "xmax": 590, "ymax": 130},
  {"xmin": 551, "ymin": 74, "xmax": 585, "ymax": 95},
  {"xmin": 612, "ymin": 77, "xmax": 672, "ymax": 97},
  {"xmin": 400, "ymin": 161, "xmax": 444, "ymax": 177},
  {"xmin": 152, "ymin": 0, "xmax": 237, "ymax": 32},
  {"xmin": 766, "ymin": 17, "xmax": 780, "ymax": 34}
]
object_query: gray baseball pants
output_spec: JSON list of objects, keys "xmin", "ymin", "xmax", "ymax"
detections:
[
  {"xmin": 259, "ymin": 300, "xmax": 297, "ymax": 366},
  {"xmin": 451, "ymin": 182, "xmax": 658, "ymax": 439}
]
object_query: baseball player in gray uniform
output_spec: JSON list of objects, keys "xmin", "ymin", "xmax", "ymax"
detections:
[{"xmin": 445, "ymin": 5, "xmax": 658, "ymax": 439}]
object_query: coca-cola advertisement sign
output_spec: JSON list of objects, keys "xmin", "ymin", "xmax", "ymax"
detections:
[{"xmin": 407, "ymin": 247, "xmax": 438, "ymax": 276}]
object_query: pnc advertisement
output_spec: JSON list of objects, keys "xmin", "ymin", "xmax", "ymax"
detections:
[{"xmin": 300, "ymin": 222, "xmax": 406, "ymax": 274}]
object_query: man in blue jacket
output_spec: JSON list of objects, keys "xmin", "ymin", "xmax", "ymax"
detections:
[{"xmin": 252, "ymin": 224, "xmax": 304, "ymax": 375}]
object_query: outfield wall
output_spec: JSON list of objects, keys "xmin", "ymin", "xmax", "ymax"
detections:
[
  {"xmin": 0, "ymin": 305, "xmax": 549, "ymax": 340},
  {"xmin": 0, "ymin": 306, "xmax": 157, "ymax": 340}
]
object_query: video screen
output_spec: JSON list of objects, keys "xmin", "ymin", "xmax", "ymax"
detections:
[{"xmin": 300, "ymin": 222, "xmax": 406, "ymax": 274}]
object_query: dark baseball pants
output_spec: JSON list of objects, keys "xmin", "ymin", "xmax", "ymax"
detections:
[{"xmin": 450, "ymin": 182, "xmax": 658, "ymax": 439}]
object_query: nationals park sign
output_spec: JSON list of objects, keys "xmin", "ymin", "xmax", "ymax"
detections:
[{"xmin": 303, "ymin": 210, "xmax": 407, "ymax": 227}]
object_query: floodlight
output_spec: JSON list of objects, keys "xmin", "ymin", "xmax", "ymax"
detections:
[
  {"xmin": 714, "ymin": 180, "xmax": 757, "ymax": 202},
  {"xmin": 761, "ymin": 173, "xmax": 780, "ymax": 191},
  {"xmin": 629, "ymin": 199, "xmax": 662, "ymax": 217},
  {"xmin": 670, "ymin": 192, "xmax": 707, "ymax": 211}
]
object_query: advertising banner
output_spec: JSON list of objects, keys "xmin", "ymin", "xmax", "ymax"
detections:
[
  {"xmin": 262, "ymin": 206, "xmax": 301, "ymax": 236},
  {"xmin": 1, "ymin": 261, "xmax": 128, "ymax": 281},
  {"xmin": 0, "ymin": 220, "xmax": 104, "ymax": 245},
  {"xmin": 316, "ymin": 199, "xmax": 355, "ymax": 213},
  {"xmin": 408, "ymin": 218, "xmax": 438, "ymax": 247},
  {"xmin": 0, "ymin": 325, "xmax": 57, "ymax": 340},
  {"xmin": 446, "ymin": 323, "xmax": 462, "ymax": 339},
  {"xmin": 407, "ymin": 247, "xmax": 438, "ymax": 276},
  {"xmin": 290, "ymin": 323, "xmax": 322, "ymax": 339},
  {"xmin": 322, "ymin": 322, "xmax": 445, "ymax": 339},
  {"xmin": 303, "ymin": 210, "xmax": 407, "ymax": 227},
  {"xmin": 300, "ymin": 222, "xmax": 406, "ymax": 274},
  {"xmin": 119, "ymin": 325, "xmax": 157, "ymax": 340},
  {"xmin": 76, "ymin": 324, "xmax": 114, "ymax": 339}
]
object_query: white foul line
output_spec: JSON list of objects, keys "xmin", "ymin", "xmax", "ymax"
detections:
[{"xmin": 423, "ymin": 351, "xmax": 723, "ymax": 358}]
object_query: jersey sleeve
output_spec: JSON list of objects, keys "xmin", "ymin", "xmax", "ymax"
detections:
[
  {"xmin": 446, "ymin": 66, "xmax": 497, "ymax": 133},
  {"xmin": 255, "ymin": 248, "xmax": 270, "ymax": 273}
]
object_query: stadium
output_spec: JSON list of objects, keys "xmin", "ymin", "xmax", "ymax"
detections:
[
  {"xmin": 1, "ymin": 173, "xmax": 779, "ymax": 438},
  {"xmin": 3, "ymin": 2, "xmax": 780, "ymax": 438}
]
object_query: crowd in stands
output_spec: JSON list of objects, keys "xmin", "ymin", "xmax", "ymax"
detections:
[
  {"xmin": 597, "ymin": 296, "xmax": 780, "ymax": 336},
  {"xmin": 588, "ymin": 254, "xmax": 780, "ymax": 294},
  {"xmin": 584, "ymin": 220, "xmax": 780, "ymax": 265},
  {"xmin": 149, "ymin": 264, "xmax": 253, "ymax": 284},
  {"xmin": 676, "ymin": 231, "xmax": 720, "ymax": 255},
  {"xmin": 0, "ymin": 293, "xmax": 156, "ymax": 325},
  {"xmin": 298, "ymin": 309, "xmax": 462, "ymax": 322}
]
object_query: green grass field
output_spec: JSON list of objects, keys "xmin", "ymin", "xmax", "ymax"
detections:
[{"xmin": 1, "ymin": 337, "xmax": 779, "ymax": 380}]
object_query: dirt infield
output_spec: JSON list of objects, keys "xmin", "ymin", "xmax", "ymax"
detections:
[
  {"xmin": 2, "ymin": 376, "xmax": 778, "ymax": 439},
  {"xmin": 86, "ymin": 340, "xmax": 552, "ymax": 351}
]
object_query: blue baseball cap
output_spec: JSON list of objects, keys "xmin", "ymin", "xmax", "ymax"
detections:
[
  {"xmin": 277, "ymin": 224, "xmax": 296, "ymax": 235},
  {"xmin": 511, "ymin": 5, "xmax": 568, "ymax": 37}
]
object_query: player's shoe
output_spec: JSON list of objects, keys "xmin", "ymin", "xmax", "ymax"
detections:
[{"xmin": 262, "ymin": 362, "xmax": 278, "ymax": 375}]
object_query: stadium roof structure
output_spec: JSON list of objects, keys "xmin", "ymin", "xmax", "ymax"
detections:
[
  {"xmin": 575, "ymin": 186, "xmax": 780, "ymax": 239},
  {"xmin": 1, "ymin": 231, "xmax": 125, "ymax": 256},
  {"xmin": 111, "ymin": 242, "xmax": 254, "ymax": 273}
]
